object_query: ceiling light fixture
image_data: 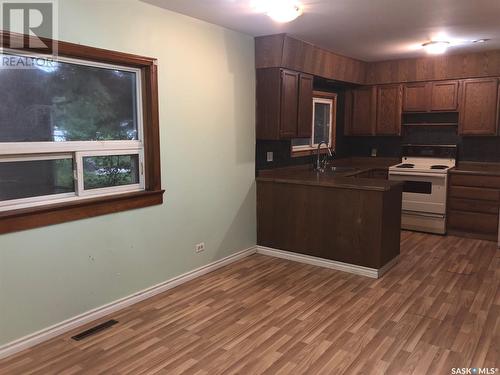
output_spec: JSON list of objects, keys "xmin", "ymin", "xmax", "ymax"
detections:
[
  {"xmin": 422, "ymin": 41, "xmax": 450, "ymax": 55},
  {"xmin": 251, "ymin": 0, "xmax": 303, "ymax": 23}
]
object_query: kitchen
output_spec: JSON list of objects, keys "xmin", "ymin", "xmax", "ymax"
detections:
[{"xmin": 255, "ymin": 33, "xmax": 500, "ymax": 276}]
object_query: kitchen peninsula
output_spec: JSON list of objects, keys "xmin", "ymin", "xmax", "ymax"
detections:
[{"xmin": 257, "ymin": 161, "xmax": 403, "ymax": 278}]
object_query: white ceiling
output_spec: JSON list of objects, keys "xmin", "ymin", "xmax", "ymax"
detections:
[{"xmin": 143, "ymin": 0, "xmax": 500, "ymax": 62}]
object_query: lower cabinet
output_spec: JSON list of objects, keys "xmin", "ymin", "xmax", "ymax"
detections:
[
  {"xmin": 448, "ymin": 172, "xmax": 500, "ymax": 241},
  {"xmin": 448, "ymin": 211, "xmax": 498, "ymax": 238}
]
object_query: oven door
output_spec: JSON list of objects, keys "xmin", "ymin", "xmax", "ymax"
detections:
[{"xmin": 389, "ymin": 172, "xmax": 447, "ymax": 215}]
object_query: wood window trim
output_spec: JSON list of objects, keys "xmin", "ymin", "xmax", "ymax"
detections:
[
  {"xmin": 292, "ymin": 147, "xmax": 331, "ymax": 158},
  {"xmin": 291, "ymin": 91, "xmax": 338, "ymax": 157},
  {"xmin": 0, "ymin": 31, "xmax": 164, "ymax": 234}
]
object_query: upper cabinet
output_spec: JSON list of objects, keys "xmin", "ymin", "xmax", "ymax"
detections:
[
  {"xmin": 256, "ymin": 68, "xmax": 313, "ymax": 140},
  {"xmin": 343, "ymin": 78, "xmax": 500, "ymax": 137},
  {"xmin": 297, "ymin": 74, "xmax": 314, "ymax": 138},
  {"xmin": 376, "ymin": 84, "xmax": 403, "ymax": 135},
  {"xmin": 403, "ymin": 81, "xmax": 459, "ymax": 112},
  {"xmin": 459, "ymin": 78, "xmax": 499, "ymax": 136},
  {"xmin": 430, "ymin": 81, "xmax": 459, "ymax": 112},
  {"xmin": 345, "ymin": 86, "xmax": 376, "ymax": 136},
  {"xmin": 256, "ymin": 64, "xmax": 500, "ymax": 139},
  {"xmin": 279, "ymin": 70, "xmax": 300, "ymax": 138},
  {"xmin": 403, "ymin": 83, "xmax": 429, "ymax": 112},
  {"xmin": 345, "ymin": 85, "xmax": 401, "ymax": 136}
]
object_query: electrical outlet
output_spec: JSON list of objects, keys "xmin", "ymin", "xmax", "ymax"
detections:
[
  {"xmin": 195, "ymin": 242, "xmax": 205, "ymax": 253},
  {"xmin": 371, "ymin": 148, "xmax": 378, "ymax": 157},
  {"xmin": 266, "ymin": 152, "xmax": 274, "ymax": 162}
]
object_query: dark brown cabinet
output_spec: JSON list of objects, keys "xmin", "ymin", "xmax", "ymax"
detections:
[
  {"xmin": 279, "ymin": 70, "xmax": 300, "ymax": 138},
  {"xmin": 448, "ymin": 172, "xmax": 500, "ymax": 241},
  {"xmin": 297, "ymin": 73, "xmax": 314, "ymax": 137},
  {"xmin": 459, "ymin": 78, "xmax": 499, "ymax": 136},
  {"xmin": 345, "ymin": 85, "xmax": 401, "ymax": 136},
  {"xmin": 256, "ymin": 68, "xmax": 313, "ymax": 140},
  {"xmin": 403, "ymin": 80, "xmax": 459, "ymax": 112},
  {"xmin": 345, "ymin": 86, "xmax": 376, "ymax": 135},
  {"xmin": 376, "ymin": 84, "xmax": 402, "ymax": 135},
  {"xmin": 403, "ymin": 83, "xmax": 429, "ymax": 112},
  {"xmin": 430, "ymin": 81, "xmax": 459, "ymax": 111}
]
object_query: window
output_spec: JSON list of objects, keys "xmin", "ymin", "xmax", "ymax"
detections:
[
  {"xmin": 0, "ymin": 52, "xmax": 145, "ymax": 211},
  {"xmin": 292, "ymin": 92, "xmax": 337, "ymax": 156},
  {"xmin": 0, "ymin": 31, "xmax": 162, "ymax": 234}
]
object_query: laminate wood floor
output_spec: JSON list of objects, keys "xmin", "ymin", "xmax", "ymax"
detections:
[{"xmin": 1, "ymin": 231, "xmax": 499, "ymax": 375}]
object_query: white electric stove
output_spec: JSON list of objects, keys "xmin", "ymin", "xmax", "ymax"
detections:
[{"xmin": 389, "ymin": 145, "xmax": 457, "ymax": 234}]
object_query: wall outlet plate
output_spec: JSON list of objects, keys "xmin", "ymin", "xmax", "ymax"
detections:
[
  {"xmin": 195, "ymin": 242, "xmax": 205, "ymax": 253},
  {"xmin": 371, "ymin": 148, "xmax": 378, "ymax": 157},
  {"xmin": 266, "ymin": 152, "xmax": 273, "ymax": 162}
]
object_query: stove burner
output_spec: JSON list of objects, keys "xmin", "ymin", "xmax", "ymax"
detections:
[
  {"xmin": 397, "ymin": 163, "xmax": 415, "ymax": 169},
  {"xmin": 430, "ymin": 165, "xmax": 449, "ymax": 170}
]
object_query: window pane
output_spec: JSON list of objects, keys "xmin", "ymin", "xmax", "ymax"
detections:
[
  {"xmin": 0, "ymin": 53, "xmax": 138, "ymax": 142},
  {"xmin": 313, "ymin": 102, "xmax": 331, "ymax": 145},
  {"xmin": 291, "ymin": 138, "xmax": 311, "ymax": 147},
  {"xmin": 0, "ymin": 158, "xmax": 74, "ymax": 201},
  {"xmin": 83, "ymin": 154, "xmax": 139, "ymax": 190}
]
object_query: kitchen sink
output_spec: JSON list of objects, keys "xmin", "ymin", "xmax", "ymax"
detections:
[
  {"xmin": 328, "ymin": 166, "xmax": 357, "ymax": 173},
  {"xmin": 314, "ymin": 166, "xmax": 359, "ymax": 176}
]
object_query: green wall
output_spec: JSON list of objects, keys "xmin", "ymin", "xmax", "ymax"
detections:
[{"xmin": 0, "ymin": 0, "xmax": 256, "ymax": 346}]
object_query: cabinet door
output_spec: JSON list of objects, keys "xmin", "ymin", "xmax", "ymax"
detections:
[
  {"xmin": 350, "ymin": 86, "xmax": 376, "ymax": 135},
  {"xmin": 256, "ymin": 68, "xmax": 282, "ymax": 140},
  {"xmin": 297, "ymin": 73, "xmax": 313, "ymax": 138},
  {"xmin": 431, "ymin": 81, "xmax": 459, "ymax": 111},
  {"xmin": 403, "ymin": 83, "xmax": 429, "ymax": 112},
  {"xmin": 447, "ymin": 172, "xmax": 500, "ymax": 241},
  {"xmin": 376, "ymin": 85, "xmax": 402, "ymax": 135},
  {"xmin": 279, "ymin": 69, "xmax": 300, "ymax": 138},
  {"xmin": 344, "ymin": 90, "xmax": 353, "ymax": 135},
  {"xmin": 459, "ymin": 78, "xmax": 499, "ymax": 136}
]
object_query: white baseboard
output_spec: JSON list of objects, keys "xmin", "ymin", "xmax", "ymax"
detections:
[
  {"xmin": 0, "ymin": 246, "xmax": 257, "ymax": 360},
  {"xmin": 256, "ymin": 246, "xmax": 399, "ymax": 279},
  {"xmin": 0, "ymin": 245, "xmax": 400, "ymax": 360}
]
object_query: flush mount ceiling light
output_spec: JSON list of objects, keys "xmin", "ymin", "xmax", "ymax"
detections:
[
  {"xmin": 473, "ymin": 38, "xmax": 490, "ymax": 43},
  {"xmin": 251, "ymin": 0, "xmax": 303, "ymax": 23},
  {"xmin": 422, "ymin": 41, "xmax": 450, "ymax": 55}
]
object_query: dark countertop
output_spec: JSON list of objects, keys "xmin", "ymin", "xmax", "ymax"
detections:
[
  {"xmin": 257, "ymin": 158, "xmax": 402, "ymax": 192},
  {"xmin": 330, "ymin": 156, "xmax": 400, "ymax": 170},
  {"xmin": 451, "ymin": 161, "xmax": 500, "ymax": 176}
]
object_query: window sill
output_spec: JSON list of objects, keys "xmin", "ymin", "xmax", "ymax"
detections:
[
  {"xmin": 0, "ymin": 189, "xmax": 165, "ymax": 235},
  {"xmin": 291, "ymin": 148, "xmax": 331, "ymax": 158}
]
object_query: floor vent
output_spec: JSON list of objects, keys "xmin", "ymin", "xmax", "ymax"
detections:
[{"xmin": 71, "ymin": 319, "xmax": 119, "ymax": 341}]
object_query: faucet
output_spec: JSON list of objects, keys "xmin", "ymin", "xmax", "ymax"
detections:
[{"xmin": 315, "ymin": 141, "xmax": 335, "ymax": 172}]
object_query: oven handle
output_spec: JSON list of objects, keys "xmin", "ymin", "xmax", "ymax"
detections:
[
  {"xmin": 402, "ymin": 210, "xmax": 445, "ymax": 219},
  {"xmin": 389, "ymin": 171, "xmax": 446, "ymax": 178}
]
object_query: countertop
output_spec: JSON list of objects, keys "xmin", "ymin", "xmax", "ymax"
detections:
[
  {"xmin": 329, "ymin": 156, "xmax": 400, "ymax": 170},
  {"xmin": 451, "ymin": 161, "xmax": 500, "ymax": 176},
  {"xmin": 257, "ymin": 157, "xmax": 402, "ymax": 192}
]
